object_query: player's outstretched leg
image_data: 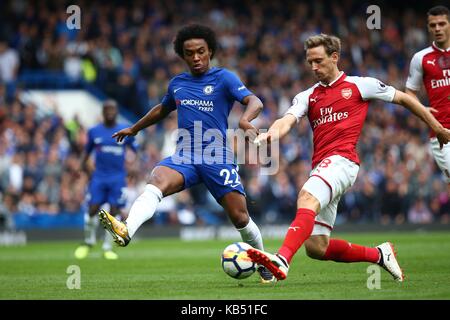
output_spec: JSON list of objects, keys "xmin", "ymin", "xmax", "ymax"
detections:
[
  {"xmin": 318, "ymin": 238, "xmax": 380, "ymax": 263},
  {"xmin": 220, "ymin": 191, "xmax": 276, "ymax": 283},
  {"xmin": 248, "ymin": 207, "xmax": 316, "ymax": 280},
  {"xmin": 247, "ymin": 248, "xmax": 290, "ymax": 280},
  {"xmin": 376, "ymin": 242, "xmax": 404, "ymax": 281},
  {"xmin": 307, "ymin": 236, "xmax": 403, "ymax": 281},
  {"xmin": 236, "ymin": 218, "xmax": 276, "ymax": 283},
  {"xmin": 98, "ymin": 209, "xmax": 130, "ymax": 247}
]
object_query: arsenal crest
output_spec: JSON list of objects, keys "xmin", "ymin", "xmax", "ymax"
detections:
[
  {"xmin": 438, "ymin": 56, "xmax": 450, "ymax": 69},
  {"xmin": 341, "ymin": 88, "xmax": 352, "ymax": 99}
]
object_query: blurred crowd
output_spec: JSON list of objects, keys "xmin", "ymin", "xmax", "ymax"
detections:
[{"xmin": 0, "ymin": 0, "xmax": 449, "ymax": 229}]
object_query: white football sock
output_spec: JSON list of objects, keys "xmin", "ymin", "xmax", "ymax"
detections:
[
  {"xmin": 102, "ymin": 231, "xmax": 114, "ymax": 251},
  {"xmin": 237, "ymin": 218, "xmax": 264, "ymax": 250},
  {"xmin": 125, "ymin": 184, "xmax": 163, "ymax": 238},
  {"xmin": 84, "ymin": 213, "xmax": 98, "ymax": 246}
]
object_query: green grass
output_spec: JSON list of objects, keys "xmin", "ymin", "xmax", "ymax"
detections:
[{"xmin": 1, "ymin": 231, "xmax": 450, "ymax": 299}]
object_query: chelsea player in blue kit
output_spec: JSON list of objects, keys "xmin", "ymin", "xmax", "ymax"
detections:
[
  {"xmin": 99, "ymin": 24, "xmax": 275, "ymax": 282},
  {"xmin": 75, "ymin": 100, "xmax": 137, "ymax": 260}
]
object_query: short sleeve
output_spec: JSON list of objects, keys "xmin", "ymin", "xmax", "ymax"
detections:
[
  {"xmin": 353, "ymin": 77, "xmax": 396, "ymax": 102},
  {"xmin": 284, "ymin": 88, "xmax": 314, "ymax": 122},
  {"xmin": 223, "ymin": 70, "xmax": 253, "ymax": 103},
  {"xmin": 406, "ymin": 53, "xmax": 423, "ymax": 91},
  {"xmin": 161, "ymin": 81, "xmax": 177, "ymax": 111}
]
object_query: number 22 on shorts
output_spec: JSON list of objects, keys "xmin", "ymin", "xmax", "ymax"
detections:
[{"xmin": 220, "ymin": 168, "xmax": 241, "ymax": 187}]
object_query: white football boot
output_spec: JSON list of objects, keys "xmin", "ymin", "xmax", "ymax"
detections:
[{"xmin": 376, "ymin": 242, "xmax": 404, "ymax": 282}]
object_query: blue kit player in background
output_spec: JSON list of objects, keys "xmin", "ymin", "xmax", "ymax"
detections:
[
  {"xmin": 99, "ymin": 24, "xmax": 275, "ymax": 282},
  {"xmin": 75, "ymin": 99, "xmax": 137, "ymax": 260}
]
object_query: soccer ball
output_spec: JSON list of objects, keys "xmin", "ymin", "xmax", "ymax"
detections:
[{"xmin": 221, "ymin": 242, "xmax": 256, "ymax": 279}]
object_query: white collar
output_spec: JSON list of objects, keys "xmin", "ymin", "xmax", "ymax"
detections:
[
  {"xmin": 432, "ymin": 42, "xmax": 450, "ymax": 52},
  {"xmin": 320, "ymin": 71, "xmax": 345, "ymax": 87}
]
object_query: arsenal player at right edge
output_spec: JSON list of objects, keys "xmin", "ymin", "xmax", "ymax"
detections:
[
  {"xmin": 406, "ymin": 6, "xmax": 450, "ymax": 189},
  {"xmin": 247, "ymin": 34, "xmax": 450, "ymax": 282}
]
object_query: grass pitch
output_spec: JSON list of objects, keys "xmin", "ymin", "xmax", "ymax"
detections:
[{"xmin": 1, "ymin": 231, "xmax": 450, "ymax": 300}]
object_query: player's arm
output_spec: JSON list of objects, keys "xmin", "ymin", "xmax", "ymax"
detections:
[
  {"xmin": 80, "ymin": 152, "xmax": 90, "ymax": 171},
  {"xmin": 254, "ymin": 89, "xmax": 310, "ymax": 145},
  {"xmin": 79, "ymin": 152, "xmax": 95, "ymax": 178},
  {"xmin": 404, "ymin": 53, "xmax": 438, "ymax": 111},
  {"xmin": 112, "ymin": 103, "xmax": 171, "ymax": 142},
  {"xmin": 239, "ymin": 94, "xmax": 263, "ymax": 140},
  {"xmin": 78, "ymin": 131, "xmax": 94, "ymax": 177},
  {"xmin": 254, "ymin": 114, "xmax": 297, "ymax": 146},
  {"xmin": 392, "ymin": 90, "xmax": 450, "ymax": 148},
  {"xmin": 405, "ymin": 88, "xmax": 420, "ymax": 101},
  {"xmin": 223, "ymin": 70, "xmax": 263, "ymax": 139},
  {"xmin": 405, "ymin": 88, "xmax": 439, "ymax": 114}
]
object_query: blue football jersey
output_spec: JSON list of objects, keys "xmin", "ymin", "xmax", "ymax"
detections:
[
  {"xmin": 85, "ymin": 123, "xmax": 138, "ymax": 177},
  {"xmin": 161, "ymin": 67, "xmax": 253, "ymax": 163}
]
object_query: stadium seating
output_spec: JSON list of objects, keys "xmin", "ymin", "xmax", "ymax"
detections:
[{"xmin": 0, "ymin": 0, "xmax": 448, "ymax": 229}]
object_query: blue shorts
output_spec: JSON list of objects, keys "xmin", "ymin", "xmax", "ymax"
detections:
[
  {"xmin": 87, "ymin": 173, "xmax": 127, "ymax": 208},
  {"xmin": 157, "ymin": 157, "xmax": 246, "ymax": 202}
]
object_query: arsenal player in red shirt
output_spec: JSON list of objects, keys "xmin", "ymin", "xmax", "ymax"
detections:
[
  {"xmin": 248, "ymin": 33, "xmax": 450, "ymax": 282},
  {"xmin": 406, "ymin": 6, "xmax": 450, "ymax": 188}
]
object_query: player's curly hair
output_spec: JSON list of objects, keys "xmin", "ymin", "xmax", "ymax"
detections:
[
  {"xmin": 173, "ymin": 24, "xmax": 217, "ymax": 59},
  {"xmin": 304, "ymin": 34, "xmax": 341, "ymax": 56}
]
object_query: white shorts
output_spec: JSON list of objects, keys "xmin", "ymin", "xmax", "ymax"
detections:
[
  {"xmin": 430, "ymin": 137, "xmax": 450, "ymax": 183},
  {"xmin": 302, "ymin": 155, "xmax": 359, "ymax": 236}
]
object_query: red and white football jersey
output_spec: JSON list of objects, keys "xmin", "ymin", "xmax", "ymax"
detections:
[
  {"xmin": 286, "ymin": 72, "xmax": 396, "ymax": 168},
  {"xmin": 406, "ymin": 42, "xmax": 450, "ymax": 137}
]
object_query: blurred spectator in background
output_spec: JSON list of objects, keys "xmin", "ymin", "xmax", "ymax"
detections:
[
  {"xmin": 408, "ymin": 197, "xmax": 433, "ymax": 224},
  {"xmin": 0, "ymin": 39, "xmax": 20, "ymax": 83},
  {"xmin": 0, "ymin": 0, "xmax": 448, "ymax": 229}
]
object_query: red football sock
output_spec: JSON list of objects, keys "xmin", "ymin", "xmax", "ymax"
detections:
[
  {"xmin": 278, "ymin": 208, "xmax": 316, "ymax": 264},
  {"xmin": 322, "ymin": 238, "xmax": 380, "ymax": 263}
]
